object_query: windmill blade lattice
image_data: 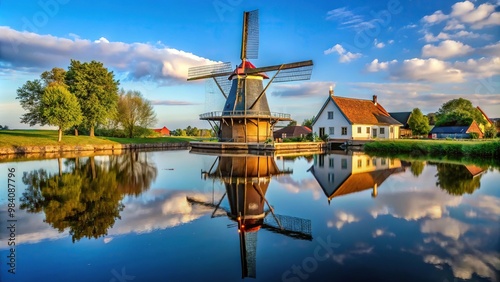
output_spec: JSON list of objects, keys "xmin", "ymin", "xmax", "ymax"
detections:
[
  {"xmin": 187, "ymin": 62, "xmax": 233, "ymax": 81},
  {"xmin": 241, "ymin": 10, "xmax": 259, "ymax": 60},
  {"xmin": 273, "ymin": 64, "xmax": 313, "ymax": 83},
  {"xmin": 263, "ymin": 214, "xmax": 312, "ymax": 240}
]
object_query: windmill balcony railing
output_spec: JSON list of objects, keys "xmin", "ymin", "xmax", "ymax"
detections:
[{"xmin": 200, "ymin": 111, "xmax": 291, "ymax": 119}]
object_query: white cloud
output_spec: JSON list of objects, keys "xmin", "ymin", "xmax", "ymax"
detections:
[
  {"xmin": 94, "ymin": 37, "xmax": 110, "ymax": 44},
  {"xmin": 370, "ymin": 58, "xmax": 464, "ymax": 83},
  {"xmin": 422, "ymin": 32, "xmax": 451, "ymax": 43},
  {"xmin": 452, "ymin": 1, "xmax": 495, "ymax": 24},
  {"xmin": 425, "ymin": 1, "xmax": 500, "ymax": 31},
  {"xmin": 423, "ymin": 32, "xmax": 450, "ymax": 43},
  {"xmin": 325, "ymin": 7, "xmax": 377, "ymax": 31},
  {"xmin": 454, "ymin": 56, "xmax": 500, "ymax": 79},
  {"xmin": 374, "ymin": 41, "xmax": 385, "ymax": 49},
  {"xmin": 421, "ymin": 217, "xmax": 470, "ymax": 240},
  {"xmin": 327, "ymin": 211, "xmax": 359, "ymax": 230},
  {"xmin": 444, "ymin": 19, "xmax": 465, "ymax": 30},
  {"xmin": 422, "ymin": 40, "xmax": 474, "ymax": 59},
  {"xmin": 366, "ymin": 59, "xmax": 397, "ymax": 72},
  {"xmin": 422, "ymin": 10, "xmax": 449, "ymax": 24},
  {"xmin": 0, "ymin": 26, "xmax": 217, "ymax": 84},
  {"xmin": 324, "ymin": 44, "xmax": 362, "ymax": 63},
  {"xmin": 471, "ymin": 11, "xmax": 500, "ymax": 29},
  {"xmin": 365, "ymin": 56, "xmax": 500, "ymax": 83},
  {"xmin": 271, "ymin": 81, "xmax": 335, "ymax": 98}
]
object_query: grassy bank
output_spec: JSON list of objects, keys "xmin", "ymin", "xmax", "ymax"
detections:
[
  {"xmin": 0, "ymin": 129, "xmax": 201, "ymax": 148},
  {"xmin": 364, "ymin": 139, "xmax": 500, "ymax": 158}
]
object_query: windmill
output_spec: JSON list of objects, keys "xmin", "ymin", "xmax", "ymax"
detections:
[
  {"xmin": 188, "ymin": 10, "xmax": 313, "ymax": 143},
  {"xmin": 187, "ymin": 154, "xmax": 312, "ymax": 278}
]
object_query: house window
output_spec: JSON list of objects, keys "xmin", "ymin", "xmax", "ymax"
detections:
[
  {"xmin": 366, "ymin": 127, "xmax": 370, "ymax": 134},
  {"xmin": 319, "ymin": 155, "xmax": 324, "ymax": 167},
  {"xmin": 319, "ymin": 127, "xmax": 325, "ymax": 137},
  {"xmin": 357, "ymin": 127, "xmax": 361, "ymax": 134},
  {"xmin": 341, "ymin": 159, "xmax": 347, "ymax": 169},
  {"xmin": 366, "ymin": 159, "xmax": 370, "ymax": 166},
  {"xmin": 357, "ymin": 159, "xmax": 362, "ymax": 168},
  {"xmin": 329, "ymin": 127, "xmax": 335, "ymax": 135},
  {"xmin": 341, "ymin": 127, "xmax": 347, "ymax": 135},
  {"xmin": 381, "ymin": 159, "xmax": 386, "ymax": 165},
  {"xmin": 328, "ymin": 173, "xmax": 335, "ymax": 183},
  {"xmin": 328, "ymin": 111, "xmax": 334, "ymax": 119},
  {"xmin": 380, "ymin": 128, "xmax": 385, "ymax": 134},
  {"xmin": 373, "ymin": 158, "xmax": 377, "ymax": 166},
  {"xmin": 329, "ymin": 158, "xmax": 334, "ymax": 168}
]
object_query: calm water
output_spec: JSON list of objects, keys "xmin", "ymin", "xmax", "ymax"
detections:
[{"xmin": 0, "ymin": 150, "xmax": 499, "ymax": 282}]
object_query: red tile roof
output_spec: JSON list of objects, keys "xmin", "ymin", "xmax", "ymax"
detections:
[
  {"xmin": 332, "ymin": 96, "xmax": 401, "ymax": 125},
  {"xmin": 273, "ymin": 126, "xmax": 312, "ymax": 139}
]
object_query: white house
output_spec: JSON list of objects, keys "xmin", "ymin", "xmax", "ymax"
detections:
[
  {"xmin": 312, "ymin": 89, "xmax": 402, "ymax": 141},
  {"xmin": 308, "ymin": 151, "xmax": 405, "ymax": 204}
]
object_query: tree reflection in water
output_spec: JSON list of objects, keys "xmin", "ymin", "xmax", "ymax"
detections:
[
  {"xmin": 434, "ymin": 162, "xmax": 486, "ymax": 196},
  {"xmin": 20, "ymin": 152, "xmax": 158, "ymax": 242}
]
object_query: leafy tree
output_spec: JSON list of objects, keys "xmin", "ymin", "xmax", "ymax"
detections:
[
  {"xmin": 435, "ymin": 98, "xmax": 487, "ymax": 127},
  {"xmin": 302, "ymin": 116, "xmax": 315, "ymax": 129},
  {"xmin": 287, "ymin": 120, "xmax": 297, "ymax": 127},
  {"xmin": 41, "ymin": 67, "xmax": 66, "ymax": 87},
  {"xmin": 66, "ymin": 60, "xmax": 119, "ymax": 137},
  {"xmin": 410, "ymin": 161, "xmax": 424, "ymax": 177},
  {"xmin": 435, "ymin": 163, "xmax": 483, "ymax": 196},
  {"xmin": 484, "ymin": 126, "xmax": 497, "ymax": 139},
  {"xmin": 116, "ymin": 90, "xmax": 157, "ymax": 138},
  {"xmin": 16, "ymin": 79, "xmax": 47, "ymax": 126},
  {"xmin": 426, "ymin": 113, "xmax": 436, "ymax": 125},
  {"xmin": 408, "ymin": 108, "xmax": 430, "ymax": 136},
  {"xmin": 42, "ymin": 85, "xmax": 83, "ymax": 142}
]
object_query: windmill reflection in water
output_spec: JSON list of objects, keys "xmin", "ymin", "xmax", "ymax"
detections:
[{"xmin": 187, "ymin": 153, "xmax": 313, "ymax": 278}]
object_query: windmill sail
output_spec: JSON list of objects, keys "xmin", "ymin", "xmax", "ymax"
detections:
[{"xmin": 241, "ymin": 10, "xmax": 259, "ymax": 60}]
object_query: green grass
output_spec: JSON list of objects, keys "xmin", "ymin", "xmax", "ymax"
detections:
[
  {"xmin": 101, "ymin": 136, "xmax": 205, "ymax": 144},
  {"xmin": 0, "ymin": 129, "xmax": 201, "ymax": 148},
  {"xmin": 364, "ymin": 139, "xmax": 500, "ymax": 158}
]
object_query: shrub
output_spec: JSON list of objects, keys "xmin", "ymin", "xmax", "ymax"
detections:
[{"xmin": 469, "ymin": 132, "xmax": 479, "ymax": 139}]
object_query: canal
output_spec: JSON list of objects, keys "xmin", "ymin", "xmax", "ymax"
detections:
[{"xmin": 0, "ymin": 149, "xmax": 498, "ymax": 282}]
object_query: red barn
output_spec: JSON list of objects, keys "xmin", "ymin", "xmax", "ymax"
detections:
[{"xmin": 154, "ymin": 126, "xmax": 170, "ymax": 136}]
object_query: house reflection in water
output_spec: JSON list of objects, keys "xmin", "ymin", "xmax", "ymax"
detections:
[
  {"xmin": 187, "ymin": 152, "xmax": 312, "ymax": 278},
  {"xmin": 309, "ymin": 151, "xmax": 407, "ymax": 204}
]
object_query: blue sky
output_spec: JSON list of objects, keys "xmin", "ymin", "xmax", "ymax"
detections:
[{"xmin": 0, "ymin": 0, "xmax": 499, "ymax": 130}]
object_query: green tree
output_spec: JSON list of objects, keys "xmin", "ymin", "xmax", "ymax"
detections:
[
  {"xmin": 435, "ymin": 163, "xmax": 483, "ymax": 196},
  {"xmin": 484, "ymin": 126, "xmax": 497, "ymax": 139},
  {"xmin": 410, "ymin": 161, "xmax": 425, "ymax": 177},
  {"xmin": 41, "ymin": 67, "xmax": 66, "ymax": 87},
  {"xmin": 302, "ymin": 116, "xmax": 315, "ymax": 129},
  {"xmin": 66, "ymin": 60, "xmax": 119, "ymax": 137},
  {"xmin": 287, "ymin": 120, "xmax": 297, "ymax": 127},
  {"xmin": 42, "ymin": 85, "xmax": 83, "ymax": 142},
  {"xmin": 408, "ymin": 108, "xmax": 430, "ymax": 136},
  {"xmin": 117, "ymin": 90, "xmax": 157, "ymax": 138},
  {"xmin": 16, "ymin": 67, "xmax": 71, "ymax": 127},
  {"xmin": 435, "ymin": 98, "xmax": 487, "ymax": 127},
  {"xmin": 16, "ymin": 79, "xmax": 47, "ymax": 126},
  {"xmin": 426, "ymin": 113, "xmax": 436, "ymax": 125}
]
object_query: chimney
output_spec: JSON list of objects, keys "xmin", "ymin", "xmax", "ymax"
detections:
[
  {"xmin": 329, "ymin": 85, "xmax": 334, "ymax": 96},
  {"xmin": 373, "ymin": 95, "xmax": 378, "ymax": 105}
]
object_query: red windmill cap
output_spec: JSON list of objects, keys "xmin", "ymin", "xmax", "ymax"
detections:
[{"xmin": 228, "ymin": 61, "xmax": 269, "ymax": 80}]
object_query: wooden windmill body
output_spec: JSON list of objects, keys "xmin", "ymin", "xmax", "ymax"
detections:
[{"xmin": 188, "ymin": 10, "xmax": 313, "ymax": 143}]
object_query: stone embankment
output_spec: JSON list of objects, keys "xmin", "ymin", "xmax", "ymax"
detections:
[{"xmin": 0, "ymin": 142, "xmax": 189, "ymax": 160}]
